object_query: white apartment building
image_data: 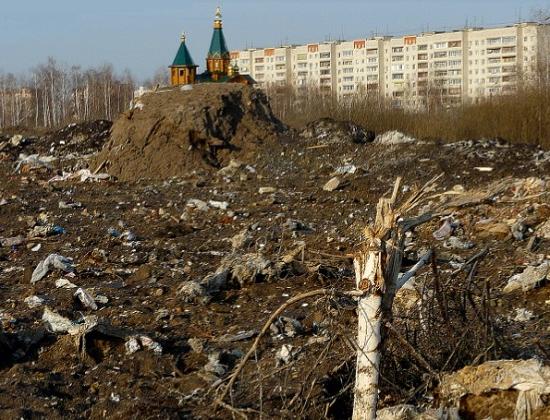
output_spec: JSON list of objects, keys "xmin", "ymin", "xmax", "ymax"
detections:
[{"xmin": 231, "ymin": 22, "xmax": 550, "ymax": 106}]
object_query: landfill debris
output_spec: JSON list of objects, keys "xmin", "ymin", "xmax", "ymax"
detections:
[
  {"xmin": 439, "ymin": 359, "xmax": 550, "ymax": 420},
  {"xmin": 216, "ymin": 329, "xmax": 258, "ymax": 343},
  {"xmin": 24, "ymin": 295, "xmax": 46, "ymax": 309},
  {"xmin": 27, "ymin": 224, "xmax": 65, "ymax": 238},
  {"xmin": 276, "ymin": 344, "xmax": 298, "ymax": 366},
  {"xmin": 373, "ymin": 130, "xmax": 417, "ymax": 145},
  {"xmin": 74, "ymin": 288, "xmax": 98, "ymax": 311},
  {"xmin": 187, "ymin": 199, "xmax": 209, "ymax": 212},
  {"xmin": 31, "ymin": 254, "xmax": 75, "ymax": 284},
  {"xmin": 55, "ymin": 278, "xmax": 77, "ymax": 289},
  {"xmin": 0, "ymin": 235, "xmax": 25, "ymax": 247},
  {"xmin": 433, "ymin": 218, "xmax": 456, "ymax": 240},
  {"xmin": 443, "ymin": 236, "xmax": 475, "ymax": 250},
  {"xmin": 48, "ymin": 169, "xmax": 110, "ymax": 183},
  {"xmin": 299, "ymin": 118, "xmax": 375, "ymax": 144},
  {"xmin": 208, "ymin": 200, "xmax": 229, "ymax": 210},
  {"xmin": 125, "ymin": 336, "xmax": 162, "ymax": 355},
  {"xmin": 259, "ymin": 187, "xmax": 277, "ymax": 194},
  {"xmin": 323, "ymin": 176, "xmax": 342, "ymax": 192},
  {"xmin": 15, "ymin": 154, "xmax": 56, "ymax": 172},
  {"xmin": 270, "ymin": 316, "xmax": 304, "ymax": 338},
  {"xmin": 41, "ymin": 307, "xmax": 76, "ymax": 333},
  {"xmin": 513, "ymin": 308, "xmax": 535, "ymax": 322},
  {"xmin": 503, "ymin": 262, "xmax": 549, "ymax": 293}
]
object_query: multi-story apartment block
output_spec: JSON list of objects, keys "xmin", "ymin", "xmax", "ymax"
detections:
[{"xmin": 231, "ymin": 22, "xmax": 550, "ymax": 107}]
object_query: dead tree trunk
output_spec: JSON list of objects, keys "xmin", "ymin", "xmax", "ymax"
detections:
[{"xmin": 352, "ymin": 176, "xmax": 439, "ymax": 420}]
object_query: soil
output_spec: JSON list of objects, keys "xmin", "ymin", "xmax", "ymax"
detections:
[
  {"xmin": 91, "ymin": 84, "xmax": 287, "ymax": 181},
  {"xmin": 0, "ymin": 87, "xmax": 549, "ymax": 419}
]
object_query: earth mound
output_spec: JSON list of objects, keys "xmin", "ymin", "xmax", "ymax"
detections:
[{"xmin": 92, "ymin": 84, "xmax": 287, "ymax": 181}]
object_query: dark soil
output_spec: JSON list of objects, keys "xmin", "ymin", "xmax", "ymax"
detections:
[{"xmin": 0, "ymin": 94, "xmax": 549, "ymax": 419}]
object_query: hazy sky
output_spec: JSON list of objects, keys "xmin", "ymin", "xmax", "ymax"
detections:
[{"xmin": 1, "ymin": 0, "xmax": 548, "ymax": 81}]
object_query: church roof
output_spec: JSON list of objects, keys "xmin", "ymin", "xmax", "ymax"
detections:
[
  {"xmin": 208, "ymin": 28, "xmax": 230, "ymax": 59},
  {"xmin": 172, "ymin": 36, "xmax": 197, "ymax": 67}
]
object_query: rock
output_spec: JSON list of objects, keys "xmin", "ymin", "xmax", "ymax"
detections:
[
  {"xmin": 284, "ymin": 219, "xmax": 311, "ymax": 232},
  {"xmin": 503, "ymin": 262, "xmax": 549, "ymax": 293},
  {"xmin": 200, "ymin": 269, "xmax": 230, "ymax": 293},
  {"xmin": 323, "ymin": 176, "xmax": 341, "ymax": 192},
  {"xmin": 259, "ymin": 187, "xmax": 276, "ymax": 194},
  {"xmin": 218, "ymin": 159, "xmax": 243, "ymax": 178},
  {"xmin": 511, "ymin": 220, "xmax": 527, "ymax": 241},
  {"xmin": 41, "ymin": 308, "xmax": 75, "ymax": 333},
  {"xmin": 188, "ymin": 338, "xmax": 206, "ymax": 353},
  {"xmin": 55, "ymin": 278, "xmax": 77, "ymax": 289}
]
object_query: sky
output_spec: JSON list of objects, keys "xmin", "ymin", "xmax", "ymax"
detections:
[{"xmin": 1, "ymin": 0, "xmax": 549, "ymax": 82}]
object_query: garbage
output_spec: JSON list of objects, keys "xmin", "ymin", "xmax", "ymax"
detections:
[
  {"xmin": 276, "ymin": 344, "xmax": 298, "ymax": 366},
  {"xmin": 28, "ymin": 224, "xmax": 65, "ymax": 238},
  {"xmin": 0, "ymin": 236, "xmax": 25, "ymax": 247},
  {"xmin": 219, "ymin": 253, "xmax": 273, "ymax": 288},
  {"xmin": 439, "ymin": 359, "xmax": 550, "ymax": 420},
  {"xmin": 125, "ymin": 335, "xmax": 163, "ymax": 355},
  {"xmin": 433, "ymin": 218, "xmax": 456, "ymax": 240},
  {"xmin": 503, "ymin": 262, "xmax": 549, "ymax": 293},
  {"xmin": 178, "ymin": 281, "xmax": 207, "ymax": 302},
  {"xmin": 42, "ymin": 307, "xmax": 76, "ymax": 333},
  {"xmin": 373, "ymin": 131, "xmax": 416, "ymax": 145},
  {"xmin": 187, "ymin": 199, "xmax": 209, "ymax": 212},
  {"xmin": 443, "ymin": 236, "xmax": 475, "ymax": 250},
  {"xmin": 48, "ymin": 169, "xmax": 110, "ymax": 183},
  {"xmin": 323, "ymin": 176, "xmax": 342, "ymax": 192},
  {"xmin": 513, "ymin": 308, "xmax": 535, "ymax": 322},
  {"xmin": 208, "ymin": 200, "xmax": 229, "ymax": 210},
  {"xmin": 270, "ymin": 316, "xmax": 304, "ymax": 338},
  {"xmin": 31, "ymin": 254, "xmax": 75, "ymax": 284},
  {"xmin": 299, "ymin": 118, "xmax": 374, "ymax": 144},
  {"xmin": 216, "ymin": 330, "xmax": 258, "ymax": 343},
  {"xmin": 74, "ymin": 288, "xmax": 98, "ymax": 310},
  {"xmin": 230, "ymin": 230, "xmax": 253, "ymax": 251},
  {"xmin": 24, "ymin": 295, "xmax": 46, "ymax": 309},
  {"xmin": 537, "ymin": 219, "xmax": 550, "ymax": 240},
  {"xmin": 55, "ymin": 278, "xmax": 77, "ymax": 289},
  {"xmin": 15, "ymin": 154, "xmax": 56, "ymax": 172},
  {"xmin": 259, "ymin": 187, "xmax": 277, "ymax": 194}
]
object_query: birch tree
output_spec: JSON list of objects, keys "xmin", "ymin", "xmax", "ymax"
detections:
[{"xmin": 352, "ymin": 176, "xmax": 439, "ymax": 419}]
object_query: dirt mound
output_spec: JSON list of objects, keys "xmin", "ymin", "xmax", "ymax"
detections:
[
  {"xmin": 92, "ymin": 84, "xmax": 287, "ymax": 181},
  {"xmin": 43, "ymin": 120, "xmax": 112, "ymax": 156},
  {"xmin": 299, "ymin": 117, "xmax": 375, "ymax": 144}
]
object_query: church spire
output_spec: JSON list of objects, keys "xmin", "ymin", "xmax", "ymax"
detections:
[{"xmin": 214, "ymin": 6, "xmax": 222, "ymax": 29}]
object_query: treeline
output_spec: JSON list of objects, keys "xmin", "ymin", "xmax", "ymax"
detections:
[{"xmin": 0, "ymin": 58, "xmax": 137, "ymax": 129}]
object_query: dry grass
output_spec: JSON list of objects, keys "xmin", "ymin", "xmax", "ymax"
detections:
[{"xmin": 268, "ymin": 85, "xmax": 550, "ymax": 148}]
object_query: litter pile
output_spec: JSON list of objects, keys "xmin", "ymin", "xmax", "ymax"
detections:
[
  {"xmin": 91, "ymin": 84, "xmax": 288, "ymax": 181},
  {"xmin": 0, "ymin": 84, "xmax": 549, "ymax": 418}
]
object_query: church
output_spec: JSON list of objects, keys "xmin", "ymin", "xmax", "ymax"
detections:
[{"xmin": 169, "ymin": 7, "xmax": 254, "ymax": 86}]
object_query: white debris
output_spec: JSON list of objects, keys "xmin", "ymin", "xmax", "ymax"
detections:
[
  {"xmin": 334, "ymin": 164, "xmax": 358, "ymax": 175},
  {"xmin": 323, "ymin": 176, "xmax": 341, "ymax": 192},
  {"xmin": 48, "ymin": 169, "xmax": 110, "ymax": 183},
  {"xmin": 513, "ymin": 308, "xmax": 535, "ymax": 322},
  {"xmin": 258, "ymin": 187, "xmax": 277, "ymax": 194},
  {"xmin": 55, "ymin": 278, "xmax": 78, "ymax": 289},
  {"xmin": 42, "ymin": 307, "xmax": 75, "ymax": 333},
  {"xmin": 503, "ymin": 262, "xmax": 549, "ymax": 293},
  {"xmin": 276, "ymin": 344, "xmax": 296, "ymax": 366},
  {"xmin": 373, "ymin": 131, "xmax": 416, "ymax": 145},
  {"xmin": 186, "ymin": 199, "xmax": 209, "ymax": 212},
  {"xmin": 31, "ymin": 254, "xmax": 75, "ymax": 284},
  {"xmin": 15, "ymin": 154, "xmax": 56, "ymax": 172},
  {"xmin": 10, "ymin": 134, "xmax": 24, "ymax": 147},
  {"xmin": 74, "ymin": 288, "xmax": 98, "ymax": 310},
  {"xmin": 474, "ymin": 167, "xmax": 494, "ymax": 172},
  {"xmin": 125, "ymin": 337, "xmax": 141, "ymax": 355},
  {"xmin": 24, "ymin": 295, "xmax": 45, "ymax": 309},
  {"xmin": 208, "ymin": 200, "xmax": 229, "ymax": 210}
]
